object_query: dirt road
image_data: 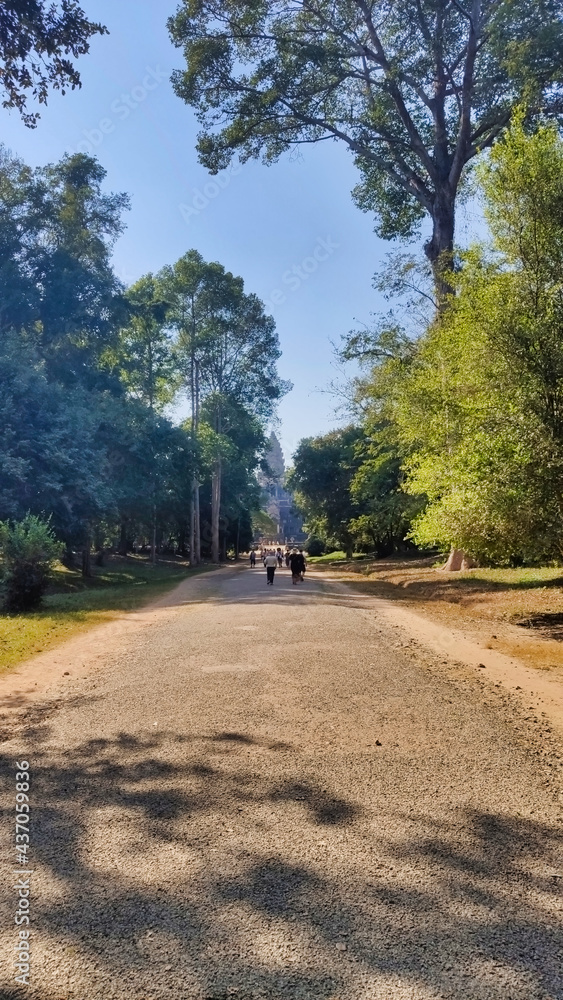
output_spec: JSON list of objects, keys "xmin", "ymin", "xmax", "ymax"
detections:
[{"xmin": 1, "ymin": 565, "xmax": 562, "ymax": 1000}]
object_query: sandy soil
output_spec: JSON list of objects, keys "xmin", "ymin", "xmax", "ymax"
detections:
[
  {"xmin": 314, "ymin": 557, "xmax": 563, "ymax": 674},
  {"xmin": 318, "ymin": 574, "xmax": 563, "ymax": 743},
  {"xmin": 0, "ymin": 565, "xmax": 561, "ymax": 1000}
]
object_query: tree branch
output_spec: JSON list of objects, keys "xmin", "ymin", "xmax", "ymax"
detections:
[{"xmin": 352, "ymin": 0, "xmax": 437, "ymax": 181}]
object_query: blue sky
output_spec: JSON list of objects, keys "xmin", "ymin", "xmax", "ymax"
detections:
[{"xmin": 0, "ymin": 1, "xmax": 479, "ymax": 463}]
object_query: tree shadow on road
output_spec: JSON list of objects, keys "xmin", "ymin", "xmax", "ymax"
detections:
[{"xmin": 0, "ymin": 729, "xmax": 562, "ymax": 999}]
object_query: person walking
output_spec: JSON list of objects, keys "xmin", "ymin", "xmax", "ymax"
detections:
[
  {"xmin": 289, "ymin": 549, "xmax": 304, "ymax": 585},
  {"xmin": 249, "ymin": 550, "xmax": 256, "ymax": 567},
  {"xmin": 298, "ymin": 547, "xmax": 307, "ymax": 581},
  {"xmin": 264, "ymin": 550, "xmax": 278, "ymax": 586}
]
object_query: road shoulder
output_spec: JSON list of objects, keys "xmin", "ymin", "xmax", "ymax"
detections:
[
  {"xmin": 314, "ymin": 570, "xmax": 563, "ymax": 745},
  {"xmin": 0, "ymin": 564, "xmax": 237, "ymax": 728}
]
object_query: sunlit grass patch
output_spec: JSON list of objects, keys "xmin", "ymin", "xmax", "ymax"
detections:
[
  {"xmin": 455, "ymin": 565, "xmax": 563, "ymax": 589},
  {"xmin": 308, "ymin": 550, "xmax": 351, "ymax": 563},
  {"xmin": 308, "ymin": 550, "xmax": 384, "ymax": 565}
]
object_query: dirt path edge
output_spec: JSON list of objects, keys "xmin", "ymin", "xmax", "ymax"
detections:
[
  {"xmin": 0, "ymin": 565, "xmax": 238, "ymax": 724},
  {"xmin": 318, "ymin": 571, "xmax": 563, "ymax": 741}
]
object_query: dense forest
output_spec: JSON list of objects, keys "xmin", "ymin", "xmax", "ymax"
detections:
[{"xmin": 0, "ymin": 145, "xmax": 287, "ymax": 587}]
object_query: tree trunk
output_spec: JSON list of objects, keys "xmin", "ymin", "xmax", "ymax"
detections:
[
  {"xmin": 211, "ymin": 459, "xmax": 221, "ymax": 563},
  {"xmin": 189, "ymin": 491, "xmax": 196, "ymax": 567},
  {"xmin": 442, "ymin": 547, "xmax": 464, "ymax": 571},
  {"xmin": 151, "ymin": 505, "xmax": 157, "ymax": 565},
  {"xmin": 118, "ymin": 521, "xmax": 128, "ymax": 557},
  {"xmin": 234, "ymin": 518, "xmax": 240, "ymax": 561},
  {"xmin": 425, "ymin": 193, "xmax": 455, "ymax": 304},
  {"xmin": 194, "ymin": 356, "xmax": 201, "ymax": 564},
  {"xmin": 81, "ymin": 536, "xmax": 92, "ymax": 578},
  {"xmin": 62, "ymin": 546, "xmax": 75, "ymax": 569},
  {"xmin": 194, "ymin": 480, "xmax": 201, "ymax": 563},
  {"xmin": 441, "ymin": 548, "xmax": 477, "ymax": 571}
]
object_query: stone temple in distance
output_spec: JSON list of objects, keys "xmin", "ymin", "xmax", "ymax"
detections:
[{"xmin": 259, "ymin": 432, "xmax": 306, "ymax": 545}]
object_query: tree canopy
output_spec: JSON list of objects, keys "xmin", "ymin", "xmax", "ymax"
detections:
[
  {"xmin": 303, "ymin": 116, "xmax": 563, "ymax": 565},
  {"xmin": 163, "ymin": 251, "xmax": 288, "ymax": 561},
  {"xmin": 0, "ymin": 145, "xmax": 285, "ymax": 573},
  {"xmin": 0, "ymin": 1, "xmax": 107, "ymax": 126},
  {"xmin": 168, "ymin": 0, "xmax": 563, "ymax": 293},
  {"xmin": 395, "ymin": 118, "xmax": 563, "ymax": 562}
]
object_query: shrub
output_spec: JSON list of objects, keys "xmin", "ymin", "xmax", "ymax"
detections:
[
  {"xmin": 306, "ymin": 536, "xmax": 326, "ymax": 557},
  {"xmin": 0, "ymin": 515, "xmax": 63, "ymax": 611}
]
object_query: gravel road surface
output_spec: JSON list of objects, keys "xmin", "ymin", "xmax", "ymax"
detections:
[{"xmin": 1, "ymin": 564, "xmax": 562, "ymax": 1000}]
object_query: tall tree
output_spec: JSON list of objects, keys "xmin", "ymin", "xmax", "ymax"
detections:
[
  {"xmin": 116, "ymin": 274, "xmax": 179, "ymax": 563},
  {"xmin": 119, "ymin": 275, "xmax": 176, "ymax": 412},
  {"xmin": 0, "ymin": 147, "xmax": 38, "ymax": 330},
  {"xmin": 0, "ymin": 148, "xmax": 130, "ymax": 574},
  {"xmin": 0, "ymin": 149, "xmax": 129, "ymax": 385},
  {"xmin": 168, "ymin": 0, "xmax": 563, "ymax": 297},
  {"xmin": 0, "ymin": 1, "xmax": 107, "ymax": 126},
  {"xmin": 199, "ymin": 395, "xmax": 266, "ymax": 559},
  {"xmin": 196, "ymin": 270, "xmax": 286, "ymax": 562},
  {"xmin": 165, "ymin": 251, "xmax": 286, "ymax": 563},
  {"xmin": 0, "ymin": 331, "xmax": 118, "ymax": 559},
  {"xmin": 31, "ymin": 153, "xmax": 128, "ymax": 380},
  {"xmin": 161, "ymin": 250, "xmax": 213, "ymax": 565}
]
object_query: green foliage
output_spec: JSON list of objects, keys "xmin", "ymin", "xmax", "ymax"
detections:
[
  {"xmin": 252, "ymin": 510, "xmax": 278, "ymax": 537},
  {"xmin": 295, "ymin": 117, "xmax": 563, "ymax": 566},
  {"xmin": 0, "ymin": 515, "xmax": 63, "ymax": 611},
  {"xmin": 163, "ymin": 249, "xmax": 289, "ymax": 421},
  {"xmin": 0, "ymin": 147, "xmax": 129, "ymax": 383},
  {"xmin": 349, "ymin": 437, "xmax": 424, "ymax": 557},
  {"xmin": 288, "ymin": 427, "xmax": 365, "ymax": 557},
  {"xmin": 0, "ymin": 2, "xmax": 107, "ymax": 126},
  {"xmin": 394, "ymin": 278, "xmax": 549, "ymax": 562},
  {"xmin": 163, "ymin": 249, "xmax": 288, "ymax": 559},
  {"xmin": 168, "ymin": 0, "xmax": 563, "ymax": 286},
  {"xmin": 305, "ymin": 536, "xmax": 325, "ymax": 557},
  {"xmin": 0, "ymin": 145, "xmax": 284, "ymax": 569},
  {"xmin": 396, "ymin": 118, "xmax": 563, "ymax": 562},
  {"xmin": 118, "ymin": 275, "xmax": 179, "ymax": 410},
  {"xmin": 289, "ymin": 416, "xmax": 421, "ymax": 558},
  {"xmin": 0, "ymin": 331, "xmax": 118, "ymax": 540}
]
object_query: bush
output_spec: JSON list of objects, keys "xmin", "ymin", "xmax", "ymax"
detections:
[
  {"xmin": 306, "ymin": 536, "xmax": 326, "ymax": 557},
  {"xmin": 0, "ymin": 515, "xmax": 63, "ymax": 611}
]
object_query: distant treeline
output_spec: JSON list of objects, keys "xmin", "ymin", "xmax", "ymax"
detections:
[{"xmin": 0, "ymin": 147, "xmax": 287, "ymax": 571}]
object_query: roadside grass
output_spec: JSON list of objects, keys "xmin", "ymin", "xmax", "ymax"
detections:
[
  {"xmin": 0, "ymin": 556, "xmax": 216, "ymax": 674},
  {"xmin": 311, "ymin": 556, "xmax": 563, "ymax": 593},
  {"xmin": 308, "ymin": 550, "xmax": 368, "ymax": 564},
  {"xmin": 310, "ymin": 554, "xmax": 563, "ymax": 671},
  {"xmin": 308, "ymin": 550, "xmax": 347, "ymax": 563}
]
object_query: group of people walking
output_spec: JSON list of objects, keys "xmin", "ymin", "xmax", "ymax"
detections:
[{"xmin": 249, "ymin": 546, "xmax": 307, "ymax": 586}]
